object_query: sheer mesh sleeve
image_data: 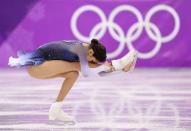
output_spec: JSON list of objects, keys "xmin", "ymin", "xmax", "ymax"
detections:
[
  {"xmin": 96, "ymin": 64, "xmax": 112, "ymax": 77},
  {"xmin": 87, "ymin": 64, "xmax": 112, "ymax": 77},
  {"xmin": 73, "ymin": 45, "xmax": 90, "ymax": 77}
]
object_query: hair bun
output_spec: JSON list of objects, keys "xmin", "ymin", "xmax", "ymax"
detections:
[{"xmin": 91, "ymin": 39, "xmax": 99, "ymax": 45}]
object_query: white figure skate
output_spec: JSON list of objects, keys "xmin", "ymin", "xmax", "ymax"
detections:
[
  {"xmin": 49, "ymin": 105, "xmax": 76, "ymax": 125},
  {"xmin": 112, "ymin": 50, "xmax": 138, "ymax": 71}
]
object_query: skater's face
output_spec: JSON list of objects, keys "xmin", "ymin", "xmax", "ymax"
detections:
[{"xmin": 87, "ymin": 49, "xmax": 98, "ymax": 63}]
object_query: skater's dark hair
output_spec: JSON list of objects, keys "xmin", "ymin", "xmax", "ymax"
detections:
[{"xmin": 89, "ymin": 39, "xmax": 107, "ymax": 62}]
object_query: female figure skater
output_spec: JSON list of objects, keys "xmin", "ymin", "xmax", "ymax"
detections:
[
  {"xmin": 9, "ymin": 39, "xmax": 107, "ymax": 77},
  {"xmin": 8, "ymin": 39, "xmax": 137, "ymax": 124}
]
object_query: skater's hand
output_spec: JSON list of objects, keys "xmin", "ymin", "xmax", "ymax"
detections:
[
  {"xmin": 104, "ymin": 61, "xmax": 115, "ymax": 72},
  {"xmin": 122, "ymin": 61, "xmax": 134, "ymax": 72}
]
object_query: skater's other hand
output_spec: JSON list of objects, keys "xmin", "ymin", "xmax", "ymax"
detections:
[
  {"xmin": 122, "ymin": 61, "xmax": 134, "ymax": 72},
  {"xmin": 104, "ymin": 61, "xmax": 115, "ymax": 72}
]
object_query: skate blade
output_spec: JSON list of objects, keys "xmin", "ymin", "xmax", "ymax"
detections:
[{"xmin": 47, "ymin": 119, "xmax": 76, "ymax": 126}]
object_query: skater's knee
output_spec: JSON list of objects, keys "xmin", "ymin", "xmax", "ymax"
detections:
[
  {"xmin": 27, "ymin": 67, "xmax": 35, "ymax": 76},
  {"xmin": 27, "ymin": 66, "xmax": 44, "ymax": 78}
]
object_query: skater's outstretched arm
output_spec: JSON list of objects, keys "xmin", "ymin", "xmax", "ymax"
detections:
[{"xmin": 27, "ymin": 55, "xmax": 136, "ymax": 79}]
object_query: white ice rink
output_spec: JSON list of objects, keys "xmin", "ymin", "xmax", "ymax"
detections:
[{"xmin": 0, "ymin": 68, "xmax": 191, "ymax": 131}]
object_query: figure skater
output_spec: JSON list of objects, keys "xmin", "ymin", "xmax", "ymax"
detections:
[
  {"xmin": 8, "ymin": 38, "xmax": 137, "ymax": 124},
  {"xmin": 9, "ymin": 39, "xmax": 107, "ymax": 77}
]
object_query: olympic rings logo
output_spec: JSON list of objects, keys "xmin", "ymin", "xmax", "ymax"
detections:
[{"xmin": 71, "ymin": 4, "xmax": 180, "ymax": 59}]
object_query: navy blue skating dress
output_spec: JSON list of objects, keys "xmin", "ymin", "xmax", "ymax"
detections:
[{"xmin": 8, "ymin": 40, "xmax": 90, "ymax": 76}]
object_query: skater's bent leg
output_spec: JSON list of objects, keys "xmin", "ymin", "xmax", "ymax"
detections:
[
  {"xmin": 56, "ymin": 71, "xmax": 79, "ymax": 102},
  {"xmin": 27, "ymin": 60, "xmax": 101, "ymax": 79},
  {"xmin": 27, "ymin": 60, "xmax": 80, "ymax": 79}
]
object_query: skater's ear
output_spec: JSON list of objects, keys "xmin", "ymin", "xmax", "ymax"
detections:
[{"xmin": 88, "ymin": 49, "xmax": 94, "ymax": 56}]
